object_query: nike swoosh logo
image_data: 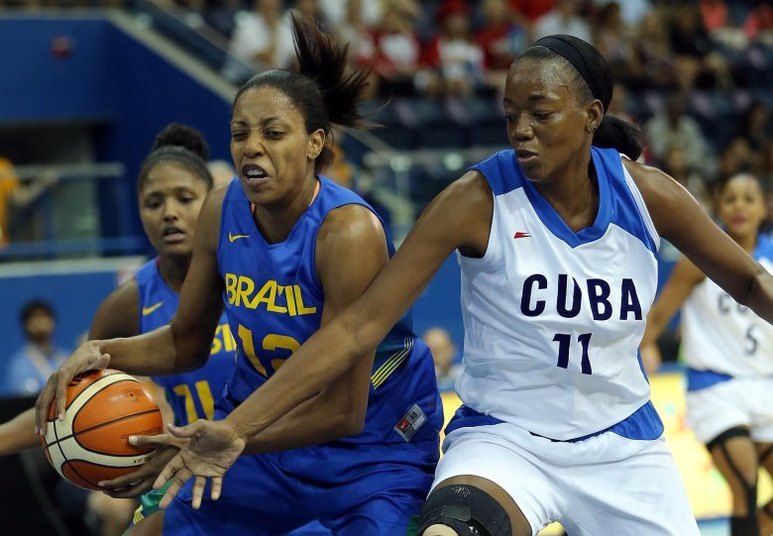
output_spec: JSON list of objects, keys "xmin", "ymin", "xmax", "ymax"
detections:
[
  {"xmin": 228, "ymin": 232, "xmax": 250, "ymax": 243},
  {"xmin": 142, "ymin": 301, "xmax": 164, "ymax": 316},
  {"xmin": 513, "ymin": 231, "xmax": 531, "ymax": 239}
]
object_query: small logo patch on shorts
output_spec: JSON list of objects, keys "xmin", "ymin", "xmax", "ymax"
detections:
[{"xmin": 394, "ymin": 404, "xmax": 427, "ymax": 442}]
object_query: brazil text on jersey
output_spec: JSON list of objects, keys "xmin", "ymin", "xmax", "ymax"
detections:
[{"xmin": 224, "ymin": 274, "xmax": 317, "ymax": 316}]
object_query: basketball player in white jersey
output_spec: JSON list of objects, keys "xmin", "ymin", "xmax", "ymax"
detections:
[
  {"xmin": 641, "ymin": 172, "xmax": 773, "ymax": 536},
  {"xmin": 81, "ymin": 35, "xmax": 773, "ymax": 536}
]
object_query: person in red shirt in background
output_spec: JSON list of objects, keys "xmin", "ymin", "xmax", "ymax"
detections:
[
  {"xmin": 475, "ymin": 0, "xmax": 528, "ymax": 96},
  {"xmin": 421, "ymin": 0, "xmax": 485, "ymax": 98}
]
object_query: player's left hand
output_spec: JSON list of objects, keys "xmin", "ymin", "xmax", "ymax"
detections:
[
  {"xmin": 151, "ymin": 420, "xmax": 246, "ymax": 510},
  {"xmin": 98, "ymin": 437, "xmax": 186, "ymax": 498}
]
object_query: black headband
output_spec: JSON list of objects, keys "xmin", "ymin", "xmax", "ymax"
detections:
[{"xmin": 533, "ymin": 35, "xmax": 611, "ymax": 112}]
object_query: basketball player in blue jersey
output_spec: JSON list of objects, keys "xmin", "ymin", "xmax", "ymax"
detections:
[
  {"xmin": 0, "ymin": 124, "xmax": 327, "ymax": 535},
  {"xmin": 139, "ymin": 35, "xmax": 773, "ymax": 536},
  {"xmin": 641, "ymin": 172, "xmax": 773, "ymax": 536},
  {"xmin": 35, "ymin": 14, "xmax": 442, "ymax": 536},
  {"xmin": 0, "ymin": 125, "xmax": 225, "ymax": 534}
]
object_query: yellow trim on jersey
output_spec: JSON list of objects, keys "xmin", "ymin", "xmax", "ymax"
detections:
[{"xmin": 371, "ymin": 338, "xmax": 414, "ymax": 389}]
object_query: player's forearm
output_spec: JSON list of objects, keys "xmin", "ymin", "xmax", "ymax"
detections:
[
  {"xmin": 0, "ymin": 408, "xmax": 39, "ymax": 455},
  {"xmin": 744, "ymin": 264, "xmax": 773, "ymax": 323},
  {"xmin": 96, "ymin": 325, "xmax": 200, "ymax": 376},
  {"xmin": 641, "ymin": 312, "xmax": 668, "ymax": 347},
  {"xmin": 241, "ymin": 393, "xmax": 364, "ymax": 455},
  {"xmin": 225, "ymin": 319, "xmax": 371, "ymax": 442}
]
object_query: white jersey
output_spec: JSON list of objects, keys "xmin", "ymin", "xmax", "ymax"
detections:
[
  {"xmin": 681, "ymin": 234, "xmax": 773, "ymax": 379},
  {"xmin": 454, "ymin": 148, "xmax": 660, "ymax": 441}
]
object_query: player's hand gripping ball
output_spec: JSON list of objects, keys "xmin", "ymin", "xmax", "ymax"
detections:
[{"xmin": 41, "ymin": 369, "xmax": 163, "ymax": 490}]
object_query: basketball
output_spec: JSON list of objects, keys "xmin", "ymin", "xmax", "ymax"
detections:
[{"xmin": 41, "ymin": 368, "xmax": 164, "ymax": 491}]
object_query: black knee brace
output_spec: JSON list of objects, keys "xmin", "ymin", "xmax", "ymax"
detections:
[
  {"xmin": 417, "ymin": 485, "xmax": 512, "ymax": 536},
  {"xmin": 730, "ymin": 516, "xmax": 759, "ymax": 536},
  {"xmin": 707, "ymin": 427, "xmax": 758, "ymax": 536},
  {"xmin": 758, "ymin": 444, "xmax": 773, "ymax": 466}
]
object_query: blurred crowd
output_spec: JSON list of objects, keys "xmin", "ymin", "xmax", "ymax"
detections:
[
  {"xmin": 184, "ymin": 0, "xmax": 772, "ymax": 207},
  {"xmin": 1, "ymin": 0, "xmax": 771, "ymax": 211}
]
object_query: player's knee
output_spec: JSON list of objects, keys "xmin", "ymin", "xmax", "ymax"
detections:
[
  {"xmin": 417, "ymin": 484, "xmax": 512, "ymax": 536},
  {"xmin": 421, "ymin": 524, "xmax": 461, "ymax": 536}
]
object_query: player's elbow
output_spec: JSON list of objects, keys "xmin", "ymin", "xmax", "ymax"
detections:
[
  {"xmin": 169, "ymin": 325, "xmax": 212, "ymax": 372},
  {"xmin": 339, "ymin": 410, "xmax": 367, "ymax": 438},
  {"xmin": 326, "ymin": 403, "xmax": 367, "ymax": 439}
]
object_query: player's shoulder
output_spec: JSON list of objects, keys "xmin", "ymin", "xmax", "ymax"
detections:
[
  {"xmin": 319, "ymin": 202, "xmax": 385, "ymax": 248},
  {"xmin": 90, "ymin": 278, "xmax": 141, "ymax": 339}
]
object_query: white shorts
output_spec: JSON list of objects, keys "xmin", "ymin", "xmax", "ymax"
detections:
[
  {"xmin": 432, "ymin": 422, "xmax": 699, "ymax": 536},
  {"xmin": 686, "ymin": 376, "xmax": 773, "ymax": 444}
]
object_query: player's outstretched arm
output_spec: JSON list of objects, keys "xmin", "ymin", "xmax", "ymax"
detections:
[
  {"xmin": 639, "ymin": 256, "xmax": 705, "ymax": 374},
  {"xmin": 229, "ymin": 171, "xmax": 493, "ymax": 445},
  {"xmin": 35, "ymin": 188, "xmax": 227, "ymax": 435},
  {"xmin": 628, "ymin": 160, "xmax": 773, "ymax": 323},
  {"xmin": 0, "ymin": 408, "xmax": 38, "ymax": 455}
]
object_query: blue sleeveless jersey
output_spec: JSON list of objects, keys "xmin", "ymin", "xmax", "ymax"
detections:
[
  {"xmin": 135, "ymin": 259, "xmax": 236, "ymax": 426},
  {"xmin": 217, "ymin": 176, "xmax": 442, "ymax": 448}
]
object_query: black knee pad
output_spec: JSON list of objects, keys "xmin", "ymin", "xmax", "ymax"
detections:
[
  {"xmin": 417, "ymin": 485, "xmax": 512, "ymax": 536},
  {"xmin": 706, "ymin": 427, "xmax": 750, "ymax": 453},
  {"xmin": 730, "ymin": 515, "xmax": 759, "ymax": 536}
]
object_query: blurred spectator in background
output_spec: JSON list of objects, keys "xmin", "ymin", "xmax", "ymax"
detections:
[
  {"xmin": 0, "ymin": 158, "xmax": 18, "ymax": 249},
  {"xmin": 629, "ymin": 8, "xmax": 677, "ymax": 91},
  {"xmin": 222, "ymin": 0, "xmax": 296, "ymax": 82},
  {"xmin": 716, "ymin": 136, "xmax": 757, "ymax": 184},
  {"xmin": 336, "ymin": 0, "xmax": 379, "ymax": 98},
  {"xmin": 371, "ymin": 0, "xmax": 440, "ymax": 97},
  {"xmin": 2, "ymin": 300, "xmax": 69, "ymax": 396},
  {"xmin": 318, "ymin": 0, "xmax": 382, "ymax": 28},
  {"xmin": 422, "ymin": 0, "xmax": 486, "ymax": 98},
  {"xmin": 532, "ymin": 0, "xmax": 591, "ymax": 43},
  {"xmin": 743, "ymin": 3, "xmax": 773, "ymax": 44},
  {"xmin": 607, "ymin": 81, "xmax": 636, "ymax": 125},
  {"xmin": 507, "ymin": 0, "xmax": 555, "ymax": 28},
  {"xmin": 422, "ymin": 326, "xmax": 460, "ymax": 391},
  {"xmin": 591, "ymin": 2, "xmax": 635, "ymax": 84},
  {"xmin": 0, "ymin": 157, "xmax": 57, "ymax": 250},
  {"xmin": 739, "ymin": 99, "xmax": 771, "ymax": 153},
  {"xmin": 669, "ymin": 3, "xmax": 735, "ymax": 91},
  {"xmin": 662, "ymin": 145, "xmax": 711, "ymax": 210},
  {"xmin": 203, "ymin": 0, "xmax": 242, "ymax": 39},
  {"xmin": 644, "ymin": 92, "xmax": 716, "ymax": 179},
  {"xmin": 475, "ymin": 0, "xmax": 527, "ymax": 95},
  {"xmin": 590, "ymin": 0, "xmax": 650, "ymax": 28}
]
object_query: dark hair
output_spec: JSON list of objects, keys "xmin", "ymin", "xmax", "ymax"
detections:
[
  {"xmin": 233, "ymin": 14, "xmax": 372, "ymax": 173},
  {"xmin": 20, "ymin": 299, "xmax": 55, "ymax": 325},
  {"xmin": 716, "ymin": 172, "xmax": 763, "ymax": 195},
  {"xmin": 519, "ymin": 35, "xmax": 643, "ymax": 160},
  {"xmin": 138, "ymin": 124, "xmax": 214, "ymax": 191},
  {"xmin": 152, "ymin": 123, "xmax": 210, "ymax": 160}
]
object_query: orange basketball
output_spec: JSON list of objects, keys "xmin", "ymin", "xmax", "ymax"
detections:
[{"xmin": 41, "ymin": 368, "xmax": 164, "ymax": 490}]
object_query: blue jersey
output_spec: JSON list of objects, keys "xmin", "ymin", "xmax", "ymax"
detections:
[
  {"xmin": 218, "ymin": 176, "xmax": 442, "ymax": 448},
  {"xmin": 161, "ymin": 177, "xmax": 440, "ymax": 535},
  {"xmin": 135, "ymin": 259, "xmax": 235, "ymax": 425}
]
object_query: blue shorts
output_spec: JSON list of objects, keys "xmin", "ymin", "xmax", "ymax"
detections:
[{"xmin": 163, "ymin": 393, "xmax": 440, "ymax": 535}]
